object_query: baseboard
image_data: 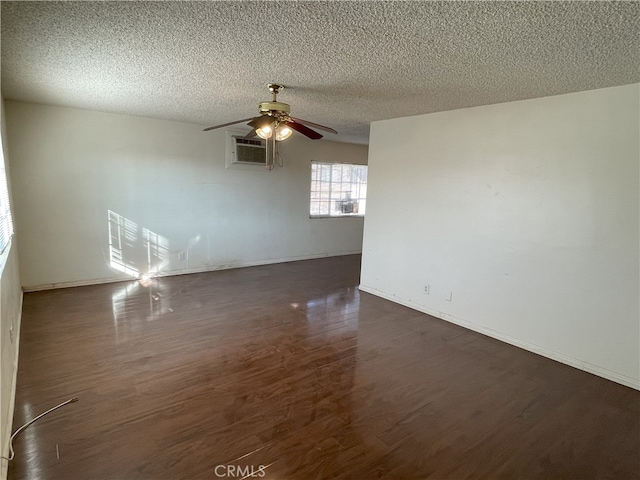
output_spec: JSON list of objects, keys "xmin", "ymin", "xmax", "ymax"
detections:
[
  {"xmin": 358, "ymin": 284, "xmax": 640, "ymax": 391},
  {"xmin": 1, "ymin": 290, "xmax": 23, "ymax": 480},
  {"xmin": 23, "ymin": 275, "xmax": 132, "ymax": 292},
  {"xmin": 22, "ymin": 251, "xmax": 362, "ymax": 292}
]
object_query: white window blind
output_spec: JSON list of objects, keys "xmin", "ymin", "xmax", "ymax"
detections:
[{"xmin": 0, "ymin": 141, "xmax": 14, "ymax": 255}]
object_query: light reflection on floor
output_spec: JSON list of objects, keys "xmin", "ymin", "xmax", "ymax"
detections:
[{"xmin": 111, "ymin": 279, "xmax": 174, "ymax": 344}]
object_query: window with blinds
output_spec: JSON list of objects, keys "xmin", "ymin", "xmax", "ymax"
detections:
[
  {"xmin": 0, "ymin": 142, "xmax": 13, "ymax": 255},
  {"xmin": 310, "ymin": 162, "xmax": 368, "ymax": 217}
]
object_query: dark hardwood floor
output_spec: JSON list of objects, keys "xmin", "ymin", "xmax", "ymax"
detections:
[{"xmin": 8, "ymin": 255, "xmax": 640, "ymax": 479}]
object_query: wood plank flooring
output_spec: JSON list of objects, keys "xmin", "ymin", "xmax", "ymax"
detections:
[{"xmin": 8, "ymin": 255, "xmax": 640, "ymax": 479}]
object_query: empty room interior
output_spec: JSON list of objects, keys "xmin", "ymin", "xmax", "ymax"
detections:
[{"xmin": 0, "ymin": 2, "xmax": 639, "ymax": 479}]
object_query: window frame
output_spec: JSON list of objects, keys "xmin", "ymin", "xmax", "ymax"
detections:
[{"xmin": 309, "ymin": 161, "xmax": 368, "ymax": 219}]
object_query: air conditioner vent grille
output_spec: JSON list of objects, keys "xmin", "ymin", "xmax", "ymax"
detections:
[
  {"xmin": 233, "ymin": 136, "xmax": 265, "ymax": 165},
  {"xmin": 235, "ymin": 138, "xmax": 263, "ymax": 147}
]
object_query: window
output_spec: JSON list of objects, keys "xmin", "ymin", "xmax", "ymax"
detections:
[
  {"xmin": 310, "ymin": 162, "xmax": 368, "ymax": 217},
  {"xmin": 0, "ymin": 141, "xmax": 13, "ymax": 255}
]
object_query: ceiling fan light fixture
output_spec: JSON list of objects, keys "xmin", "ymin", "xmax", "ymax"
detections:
[
  {"xmin": 255, "ymin": 125, "xmax": 273, "ymax": 139},
  {"xmin": 275, "ymin": 125, "xmax": 293, "ymax": 141}
]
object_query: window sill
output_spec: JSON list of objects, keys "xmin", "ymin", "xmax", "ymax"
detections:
[{"xmin": 309, "ymin": 215, "xmax": 365, "ymax": 219}]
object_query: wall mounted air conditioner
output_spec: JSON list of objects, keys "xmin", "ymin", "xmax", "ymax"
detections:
[{"xmin": 230, "ymin": 136, "xmax": 266, "ymax": 165}]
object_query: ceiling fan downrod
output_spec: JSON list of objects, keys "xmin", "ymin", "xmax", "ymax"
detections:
[{"xmin": 267, "ymin": 83, "xmax": 284, "ymax": 101}]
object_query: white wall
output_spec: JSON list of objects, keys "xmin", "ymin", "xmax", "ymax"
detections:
[
  {"xmin": 0, "ymin": 241, "xmax": 21, "ymax": 480},
  {"xmin": 5, "ymin": 101, "xmax": 367, "ymax": 290},
  {"xmin": 0, "ymin": 99, "xmax": 24, "ymax": 480},
  {"xmin": 361, "ymin": 84, "xmax": 639, "ymax": 389}
]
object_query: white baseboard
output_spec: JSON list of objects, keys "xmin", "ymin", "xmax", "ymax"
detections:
[
  {"xmin": 358, "ymin": 284, "xmax": 640, "ymax": 391},
  {"xmin": 22, "ymin": 251, "xmax": 362, "ymax": 292}
]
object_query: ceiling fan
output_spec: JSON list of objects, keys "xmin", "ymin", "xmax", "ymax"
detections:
[{"xmin": 203, "ymin": 83, "xmax": 337, "ymax": 141}]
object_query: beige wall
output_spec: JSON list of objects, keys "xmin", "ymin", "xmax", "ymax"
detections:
[
  {"xmin": 361, "ymin": 84, "xmax": 640, "ymax": 389},
  {"xmin": 5, "ymin": 101, "xmax": 368, "ymax": 290},
  {"xmin": 0, "ymin": 99, "xmax": 24, "ymax": 480}
]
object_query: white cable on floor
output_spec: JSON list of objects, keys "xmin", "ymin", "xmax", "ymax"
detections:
[{"xmin": 1, "ymin": 396, "xmax": 79, "ymax": 462}]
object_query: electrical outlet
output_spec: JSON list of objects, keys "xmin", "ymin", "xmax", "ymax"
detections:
[
  {"xmin": 424, "ymin": 285, "xmax": 430, "ymax": 295},
  {"xmin": 178, "ymin": 252, "xmax": 186, "ymax": 261}
]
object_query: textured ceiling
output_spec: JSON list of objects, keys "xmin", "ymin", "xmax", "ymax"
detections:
[{"xmin": 1, "ymin": 1, "xmax": 639, "ymax": 144}]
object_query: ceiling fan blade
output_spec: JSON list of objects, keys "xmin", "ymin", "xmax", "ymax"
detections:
[
  {"xmin": 245, "ymin": 129, "xmax": 258, "ymax": 139},
  {"xmin": 202, "ymin": 117, "xmax": 254, "ymax": 132},
  {"xmin": 290, "ymin": 117, "xmax": 337, "ymax": 135},
  {"xmin": 247, "ymin": 115, "xmax": 276, "ymax": 129},
  {"xmin": 286, "ymin": 120, "xmax": 323, "ymax": 140}
]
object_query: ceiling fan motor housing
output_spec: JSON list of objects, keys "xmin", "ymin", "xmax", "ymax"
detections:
[{"xmin": 259, "ymin": 101, "xmax": 291, "ymax": 115}]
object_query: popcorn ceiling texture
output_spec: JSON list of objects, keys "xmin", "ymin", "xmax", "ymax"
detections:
[{"xmin": 1, "ymin": 1, "xmax": 638, "ymax": 144}]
